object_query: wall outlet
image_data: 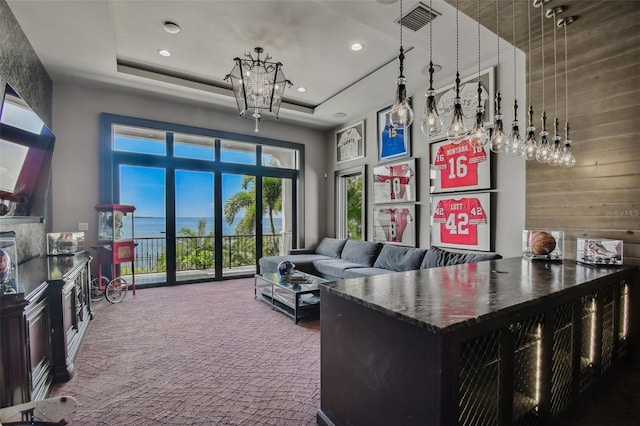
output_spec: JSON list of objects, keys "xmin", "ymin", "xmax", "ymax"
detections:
[{"xmin": 78, "ymin": 222, "xmax": 89, "ymax": 231}]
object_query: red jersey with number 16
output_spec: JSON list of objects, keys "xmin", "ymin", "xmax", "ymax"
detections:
[
  {"xmin": 433, "ymin": 197, "xmax": 486, "ymax": 246},
  {"xmin": 434, "ymin": 139, "xmax": 486, "ymax": 189}
]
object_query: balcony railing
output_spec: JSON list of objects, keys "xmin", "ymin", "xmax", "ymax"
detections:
[{"xmin": 121, "ymin": 234, "xmax": 283, "ymax": 276}]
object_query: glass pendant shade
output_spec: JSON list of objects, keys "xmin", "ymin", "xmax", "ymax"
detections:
[
  {"xmin": 489, "ymin": 115, "xmax": 506, "ymax": 152},
  {"xmin": 421, "ymin": 90, "xmax": 443, "ymax": 137},
  {"xmin": 506, "ymin": 121, "xmax": 524, "ymax": 157},
  {"xmin": 447, "ymin": 100, "xmax": 467, "ymax": 140},
  {"xmin": 225, "ymin": 47, "xmax": 291, "ymax": 133},
  {"xmin": 523, "ymin": 130, "xmax": 538, "ymax": 160},
  {"xmin": 560, "ymin": 139, "xmax": 576, "ymax": 167},
  {"xmin": 470, "ymin": 115, "xmax": 489, "ymax": 148},
  {"xmin": 548, "ymin": 136, "xmax": 562, "ymax": 166},
  {"xmin": 391, "ymin": 76, "xmax": 414, "ymax": 128},
  {"xmin": 536, "ymin": 133, "xmax": 551, "ymax": 163}
]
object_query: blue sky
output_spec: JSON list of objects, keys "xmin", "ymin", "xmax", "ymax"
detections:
[{"xmin": 116, "ymin": 137, "xmax": 256, "ymax": 218}]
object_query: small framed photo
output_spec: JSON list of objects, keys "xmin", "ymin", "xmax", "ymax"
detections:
[
  {"xmin": 431, "ymin": 192, "xmax": 491, "ymax": 251},
  {"xmin": 336, "ymin": 120, "xmax": 365, "ymax": 164},
  {"xmin": 377, "ymin": 105, "xmax": 411, "ymax": 162},
  {"xmin": 430, "ymin": 137, "xmax": 492, "ymax": 193},
  {"xmin": 373, "ymin": 158, "xmax": 417, "ymax": 204},
  {"xmin": 47, "ymin": 231, "xmax": 85, "ymax": 256},
  {"xmin": 430, "ymin": 67, "xmax": 495, "ymax": 142},
  {"xmin": 373, "ymin": 204, "xmax": 417, "ymax": 247}
]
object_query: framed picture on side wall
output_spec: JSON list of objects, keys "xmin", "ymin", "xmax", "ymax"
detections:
[
  {"xmin": 373, "ymin": 204, "xmax": 416, "ymax": 247},
  {"xmin": 372, "ymin": 158, "xmax": 417, "ymax": 204},
  {"xmin": 336, "ymin": 120, "xmax": 365, "ymax": 164},
  {"xmin": 430, "ymin": 137, "xmax": 492, "ymax": 193},
  {"xmin": 430, "ymin": 192, "xmax": 491, "ymax": 251},
  {"xmin": 377, "ymin": 104, "xmax": 411, "ymax": 162}
]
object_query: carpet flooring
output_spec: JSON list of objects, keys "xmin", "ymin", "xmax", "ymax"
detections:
[
  {"xmin": 50, "ymin": 278, "xmax": 640, "ymax": 425},
  {"xmin": 50, "ymin": 278, "xmax": 320, "ymax": 425}
]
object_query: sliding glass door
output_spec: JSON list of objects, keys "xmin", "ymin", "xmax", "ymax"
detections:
[{"xmin": 175, "ymin": 170, "xmax": 215, "ymax": 282}]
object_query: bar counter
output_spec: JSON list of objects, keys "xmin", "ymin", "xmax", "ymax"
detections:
[{"xmin": 318, "ymin": 257, "xmax": 637, "ymax": 426}]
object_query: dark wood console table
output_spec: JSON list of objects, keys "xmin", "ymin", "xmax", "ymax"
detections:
[
  {"xmin": 318, "ymin": 258, "xmax": 637, "ymax": 426},
  {"xmin": 0, "ymin": 252, "xmax": 93, "ymax": 408}
]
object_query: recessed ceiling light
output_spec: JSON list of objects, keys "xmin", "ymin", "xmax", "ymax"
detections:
[
  {"xmin": 163, "ymin": 21, "xmax": 181, "ymax": 34},
  {"xmin": 333, "ymin": 112, "xmax": 348, "ymax": 119},
  {"xmin": 376, "ymin": 0, "xmax": 398, "ymax": 4},
  {"xmin": 351, "ymin": 42, "xmax": 364, "ymax": 51},
  {"xmin": 158, "ymin": 49, "xmax": 172, "ymax": 57},
  {"xmin": 297, "ymin": 87, "xmax": 307, "ymax": 93}
]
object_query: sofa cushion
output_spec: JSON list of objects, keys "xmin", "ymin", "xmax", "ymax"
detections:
[
  {"xmin": 315, "ymin": 238, "xmax": 348, "ymax": 258},
  {"xmin": 342, "ymin": 267, "xmax": 396, "ymax": 278},
  {"xmin": 340, "ymin": 240, "xmax": 383, "ymax": 266},
  {"xmin": 259, "ymin": 254, "xmax": 331, "ymax": 275},
  {"xmin": 312, "ymin": 259, "xmax": 368, "ymax": 278},
  {"xmin": 420, "ymin": 246, "xmax": 502, "ymax": 269},
  {"xmin": 373, "ymin": 245, "xmax": 427, "ymax": 272}
]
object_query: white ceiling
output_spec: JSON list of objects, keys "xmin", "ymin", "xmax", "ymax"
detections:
[{"xmin": 7, "ymin": 0, "xmax": 504, "ymax": 130}]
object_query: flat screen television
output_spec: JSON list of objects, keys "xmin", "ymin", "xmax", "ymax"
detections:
[{"xmin": 0, "ymin": 84, "xmax": 55, "ymax": 219}]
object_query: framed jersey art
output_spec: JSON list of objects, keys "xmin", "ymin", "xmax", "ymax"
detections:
[
  {"xmin": 377, "ymin": 104, "xmax": 411, "ymax": 162},
  {"xmin": 430, "ymin": 193, "xmax": 491, "ymax": 251},
  {"xmin": 372, "ymin": 158, "xmax": 416, "ymax": 204},
  {"xmin": 430, "ymin": 137, "xmax": 492, "ymax": 193},
  {"xmin": 373, "ymin": 204, "xmax": 416, "ymax": 247}
]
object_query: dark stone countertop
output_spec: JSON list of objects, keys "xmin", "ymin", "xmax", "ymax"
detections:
[
  {"xmin": 1, "ymin": 251, "xmax": 91, "ymax": 300},
  {"xmin": 320, "ymin": 257, "xmax": 633, "ymax": 334}
]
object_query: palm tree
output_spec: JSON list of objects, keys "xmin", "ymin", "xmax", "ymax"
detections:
[
  {"xmin": 223, "ymin": 174, "xmax": 282, "ymax": 254},
  {"xmin": 177, "ymin": 217, "xmax": 214, "ymax": 270}
]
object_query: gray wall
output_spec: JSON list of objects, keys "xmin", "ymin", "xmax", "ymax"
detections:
[
  {"xmin": 51, "ymin": 80, "xmax": 328, "ymax": 261},
  {"xmin": 0, "ymin": 0, "xmax": 52, "ymax": 261},
  {"xmin": 326, "ymin": 59, "xmax": 527, "ymax": 258}
]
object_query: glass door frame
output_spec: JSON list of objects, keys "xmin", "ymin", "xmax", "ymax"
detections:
[{"xmin": 100, "ymin": 113, "xmax": 304, "ymax": 285}]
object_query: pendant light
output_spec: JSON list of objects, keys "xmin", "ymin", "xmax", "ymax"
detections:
[
  {"xmin": 505, "ymin": 0, "xmax": 524, "ymax": 157},
  {"xmin": 470, "ymin": 0, "xmax": 489, "ymax": 148},
  {"xmin": 447, "ymin": 0, "xmax": 467, "ymax": 140},
  {"xmin": 420, "ymin": 0, "xmax": 442, "ymax": 139},
  {"xmin": 390, "ymin": 0, "xmax": 414, "ymax": 129},
  {"xmin": 535, "ymin": 3, "xmax": 551, "ymax": 163},
  {"xmin": 559, "ymin": 16, "xmax": 576, "ymax": 167},
  {"xmin": 522, "ymin": 0, "xmax": 538, "ymax": 160},
  {"xmin": 488, "ymin": 0, "xmax": 505, "ymax": 152},
  {"xmin": 547, "ymin": 12, "xmax": 562, "ymax": 166}
]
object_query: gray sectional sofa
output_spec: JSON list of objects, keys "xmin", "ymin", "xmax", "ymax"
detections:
[{"xmin": 259, "ymin": 237, "xmax": 502, "ymax": 280}]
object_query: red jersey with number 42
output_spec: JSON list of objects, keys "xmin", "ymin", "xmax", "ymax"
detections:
[
  {"xmin": 433, "ymin": 197, "xmax": 486, "ymax": 246},
  {"xmin": 434, "ymin": 139, "xmax": 486, "ymax": 189}
]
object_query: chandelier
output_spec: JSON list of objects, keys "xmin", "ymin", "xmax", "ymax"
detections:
[{"xmin": 225, "ymin": 47, "xmax": 292, "ymax": 133}]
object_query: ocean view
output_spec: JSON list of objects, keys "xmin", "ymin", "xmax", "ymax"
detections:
[{"xmin": 128, "ymin": 216, "xmax": 283, "ymax": 238}]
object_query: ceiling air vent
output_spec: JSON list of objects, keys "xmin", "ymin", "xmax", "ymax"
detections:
[{"xmin": 397, "ymin": 2, "xmax": 440, "ymax": 32}]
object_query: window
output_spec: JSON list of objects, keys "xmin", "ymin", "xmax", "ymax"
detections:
[
  {"xmin": 101, "ymin": 113, "xmax": 305, "ymax": 285},
  {"xmin": 335, "ymin": 166, "xmax": 366, "ymax": 241}
]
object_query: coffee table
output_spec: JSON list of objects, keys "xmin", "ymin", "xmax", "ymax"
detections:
[{"xmin": 254, "ymin": 272, "xmax": 329, "ymax": 324}]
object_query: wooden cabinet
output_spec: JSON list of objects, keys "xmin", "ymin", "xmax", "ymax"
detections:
[
  {"xmin": 48, "ymin": 255, "xmax": 93, "ymax": 382},
  {"xmin": 0, "ymin": 253, "xmax": 92, "ymax": 408},
  {"xmin": 24, "ymin": 284, "xmax": 53, "ymax": 402}
]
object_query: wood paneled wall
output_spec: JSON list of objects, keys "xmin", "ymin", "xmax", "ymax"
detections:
[{"xmin": 449, "ymin": 0, "xmax": 640, "ymax": 265}]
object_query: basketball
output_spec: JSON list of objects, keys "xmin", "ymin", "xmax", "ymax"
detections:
[{"xmin": 532, "ymin": 232, "xmax": 556, "ymax": 255}]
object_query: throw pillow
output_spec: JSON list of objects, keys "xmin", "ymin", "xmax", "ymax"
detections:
[
  {"xmin": 340, "ymin": 240, "xmax": 383, "ymax": 266},
  {"xmin": 374, "ymin": 245, "xmax": 427, "ymax": 272},
  {"xmin": 315, "ymin": 238, "xmax": 348, "ymax": 258}
]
